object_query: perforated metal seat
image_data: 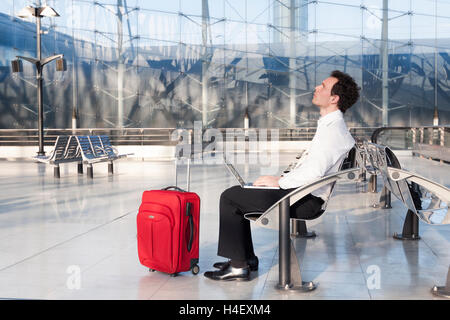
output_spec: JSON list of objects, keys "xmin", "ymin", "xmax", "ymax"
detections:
[
  {"xmin": 99, "ymin": 135, "xmax": 131, "ymax": 160},
  {"xmin": 33, "ymin": 135, "xmax": 69, "ymax": 164},
  {"xmin": 366, "ymin": 143, "xmax": 450, "ymax": 228},
  {"xmin": 89, "ymin": 135, "xmax": 108, "ymax": 158},
  {"xmin": 33, "ymin": 135, "xmax": 83, "ymax": 178}
]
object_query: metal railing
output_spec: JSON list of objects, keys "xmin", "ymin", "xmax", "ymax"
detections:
[
  {"xmin": 371, "ymin": 126, "xmax": 450, "ymax": 147},
  {"xmin": 371, "ymin": 126, "xmax": 450, "ymax": 162},
  {"xmin": 0, "ymin": 127, "xmax": 377, "ymax": 147},
  {"xmin": 0, "ymin": 128, "xmax": 177, "ymax": 146}
]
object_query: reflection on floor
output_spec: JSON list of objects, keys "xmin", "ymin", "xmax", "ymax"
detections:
[{"xmin": 0, "ymin": 153, "xmax": 448, "ymax": 300}]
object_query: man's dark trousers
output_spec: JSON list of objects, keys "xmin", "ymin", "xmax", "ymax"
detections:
[{"xmin": 217, "ymin": 185, "xmax": 324, "ymax": 262}]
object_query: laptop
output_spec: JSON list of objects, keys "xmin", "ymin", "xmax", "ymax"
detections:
[{"xmin": 223, "ymin": 157, "xmax": 280, "ymax": 190}]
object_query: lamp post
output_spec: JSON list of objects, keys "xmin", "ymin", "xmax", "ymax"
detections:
[{"xmin": 12, "ymin": 5, "xmax": 65, "ymax": 157}]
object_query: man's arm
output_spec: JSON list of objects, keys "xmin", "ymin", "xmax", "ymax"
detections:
[
  {"xmin": 277, "ymin": 125, "xmax": 354, "ymax": 189},
  {"xmin": 253, "ymin": 175, "xmax": 281, "ymax": 187},
  {"xmin": 277, "ymin": 140, "xmax": 336, "ymax": 189}
]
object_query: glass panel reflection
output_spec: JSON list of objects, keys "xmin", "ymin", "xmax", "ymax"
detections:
[{"xmin": 0, "ymin": 0, "xmax": 448, "ymax": 129}]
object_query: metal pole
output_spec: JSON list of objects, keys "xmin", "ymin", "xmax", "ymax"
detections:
[
  {"xmin": 278, "ymin": 199, "xmax": 291, "ymax": 289},
  {"xmin": 117, "ymin": 0, "xmax": 124, "ymax": 129},
  {"xmin": 433, "ymin": 0, "xmax": 439, "ymax": 127},
  {"xmin": 381, "ymin": 0, "xmax": 389, "ymax": 127},
  {"xmin": 36, "ymin": 15, "xmax": 45, "ymax": 156},
  {"xmin": 202, "ymin": 0, "xmax": 209, "ymax": 127},
  {"xmin": 289, "ymin": 0, "xmax": 296, "ymax": 127},
  {"xmin": 71, "ymin": 0, "xmax": 78, "ymax": 133}
]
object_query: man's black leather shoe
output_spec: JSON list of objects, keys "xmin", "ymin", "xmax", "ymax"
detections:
[
  {"xmin": 204, "ymin": 265, "xmax": 250, "ymax": 281},
  {"xmin": 213, "ymin": 256, "xmax": 259, "ymax": 271}
]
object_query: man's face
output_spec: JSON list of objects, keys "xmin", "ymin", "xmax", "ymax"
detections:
[{"xmin": 312, "ymin": 76, "xmax": 339, "ymax": 108}]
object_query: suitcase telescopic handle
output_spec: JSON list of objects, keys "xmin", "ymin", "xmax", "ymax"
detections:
[
  {"xmin": 175, "ymin": 157, "xmax": 190, "ymax": 192},
  {"xmin": 186, "ymin": 202, "xmax": 194, "ymax": 252},
  {"xmin": 162, "ymin": 186, "xmax": 186, "ymax": 192}
]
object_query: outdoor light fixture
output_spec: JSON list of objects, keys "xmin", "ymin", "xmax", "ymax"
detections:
[
  {"xmin": 14, "ymin": 5, "xmax": 64, "ymax": 157},
  {"xmin": 17, "ymin": 5, "xmax": 60, "ymax": 18},
  {"xmin": 11, "ymin": 59, "xmax": 22, "ymax": 73},
  {"xmin": 56, "ymin": 58, "xmax": 67, "ymax": 71}
]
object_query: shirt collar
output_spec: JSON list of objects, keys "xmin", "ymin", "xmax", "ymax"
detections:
[{"xmin": 317, "ymin": 110, "xmax": 343, "ymax": 127}]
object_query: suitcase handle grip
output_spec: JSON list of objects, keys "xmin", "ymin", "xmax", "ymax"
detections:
[
  {"xmin": 186, "ymin": 203, "xmax": 194, "ymax": 252},
  {"xmin": 162, "ymin": 186, "xmax": 186, "ymax": 192}
]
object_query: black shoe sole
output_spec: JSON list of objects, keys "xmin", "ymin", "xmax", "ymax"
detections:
[
  {"xmin": 212, "ymin": 276, "xmax": 250, "ymax": 282},
  {"xmin": 204, "ymin": 273, "xmax": 250, "ymax": 282},
  {"xmin": 213, "ymin": 262, "xmax": 258, "ymax": 272}
]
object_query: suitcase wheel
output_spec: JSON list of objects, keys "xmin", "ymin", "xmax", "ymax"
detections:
[
  {"xmin": 170, "ymin": 273, "xmax": 178, "ymax": 277},
  {"xmin": 149, "ymin": 268, "xmax": 156, "ymax": 272},
  {"xmin": 191, "ymin": 264, "xmax": 200, "ymax": 275}
]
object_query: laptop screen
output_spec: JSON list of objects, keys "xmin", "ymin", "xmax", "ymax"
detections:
[{"xmin": 223, "ymin": 158, "xmax": 246, "ymax": 187}]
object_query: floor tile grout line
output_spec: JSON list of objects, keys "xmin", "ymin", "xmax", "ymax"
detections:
[
  {"xmin": 0, "ymin": 224, "xmax": 137, "ymax": 299},
  {"xmin": 40, "ymin": 241, "xmax": 136, "ymax": 301},
  {"xmin": 344, "ymin": 214, "xmax": 373, "ymax": 300},
  {"xmin": 77, "ymin": 237, "xmax": 137, "ymax": 275},
  {"xmin": 0, "ymin": 209, "xmax": 136, "ymax": 273},
  {"xmin": 258, "ymin": 245, "xmax": 278, "ymax": 299},
  {"xmin": 0, "ymin": 157, "xmax": 448, "ymax": 300},
  {"xmin": 390, "ymin": 202, "xmax": 442, "ymax": 258},
  {"xmin": 147, "ymin": 277, "xmax": 172, "ymax": 300}
]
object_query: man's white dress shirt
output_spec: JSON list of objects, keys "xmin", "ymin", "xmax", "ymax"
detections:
[{"xmin": 278, "ymin": 110, "xmax": 355, "ymax": 201}]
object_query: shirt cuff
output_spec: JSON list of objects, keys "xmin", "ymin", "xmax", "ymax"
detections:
[{"xmin": 278, "ymin": 175, "xmax": 297, "ymax": 189}]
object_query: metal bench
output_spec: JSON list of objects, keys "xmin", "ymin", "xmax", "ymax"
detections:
[
  {"xmin": 34, "ymin": 135, "xmax": 130, "ymax": 179},
  {"xmin": 99, "ymin": 135, "xmax": 129, "ymax": 160},
  {"xmin": 433, "ymin": 267, "xmax": 450, "ymax": 299},
  {"xmin": 241, "ymin": 141, "xmax": 449, "ymax": 296},
  {"xmin": 90, "ymin": 135, "xmax": 133, "ymax": 174},
  {"xmin": 363, "ymin": 143, "xmax": 450, "ymax": 235},
  {"xmin": 97, "ymin": 135, "xmax": 133, "ymax": 174},
  {"xmin": 243, "ymin": 147, "xmax": 360, "ymax": 291},
  {"xmin": 75, "ymin": 135, "xmax": 131, "ymax": 178},
  {"xmin": 359, "ymin": 143, "xmax": 450, "ymax": 299},
  {"xmin": 33, "ymin": 135, "xmax": 83, "ymax": 178}
]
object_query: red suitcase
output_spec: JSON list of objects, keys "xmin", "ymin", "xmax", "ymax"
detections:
[{"xmin": 137, "ymin": 159, "xmax": 200, "ymax": 276}]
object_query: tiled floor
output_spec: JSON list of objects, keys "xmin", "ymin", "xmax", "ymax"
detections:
[{"xmin": 0, "ymin": 153, "xmax": 448, "ymax": 300}]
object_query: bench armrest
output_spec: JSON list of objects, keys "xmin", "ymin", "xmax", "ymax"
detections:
[
  {"xmin": 246, "ymin": 167, "xmax": 361, "ymax": 230},
  {"xmin": 386, "ymin": 167, "xmax": 450, "ymax": 225},
  {"xmin": 33, "ymin": 148, "xmax": 56, "ymax": 163}
]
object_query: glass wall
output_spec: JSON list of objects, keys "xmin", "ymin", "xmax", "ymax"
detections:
[{"xmin": 0, "ymin": 0, "xmax": 449, "ymax": 129}]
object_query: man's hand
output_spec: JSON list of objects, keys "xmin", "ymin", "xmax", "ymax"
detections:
[{"xmin": 253, "ymin": 176, "xmax": 281, "ymax": 187}]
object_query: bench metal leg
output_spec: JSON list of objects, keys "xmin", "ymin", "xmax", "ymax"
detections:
[
  {"xmin": 379, "ymin": 186, "xmax": 392, "ymax": 209},
  {"xmin": 108, "ymin": 161, "xmax": 114, "ymax": 174},
  {"xmin": 393, "ymin": 209, "xmax": 421, "ymax": 240},
  {"xmin": 87, "ymin": 164, "xmax": 93, "ymax": 179},
  {"xmin": 291, "ymin": 219, "xmax": 316, "ymax": 238},
  {"xmin": 278, "ymin": 199, "xmax": 291, "ymax": 289},
  {"xmin": 432, "ymin": 266, "xmax": 450, "ymax": 299},
  {"xmin": 369, "ymin": 174, "xmax": 377, "ymax": 193},
  {"xmin": 361, "ymin": 153, "xmax": 367, "ymax": 182},
  {"xmin": 77, "ymin": 162, "xmax": 83, "ymax": 174},
  {"xmin": 276, "ymin": 199, "xmax": 316, "ymax": 292},
  {"xmin": 54, "ymin": 164, "xmax": 60, "ymax": 178}
]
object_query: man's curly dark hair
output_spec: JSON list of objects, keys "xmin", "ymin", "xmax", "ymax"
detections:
[{"xmin": 330, "ymin": 70, "xmax": 360, "ymax": 113}]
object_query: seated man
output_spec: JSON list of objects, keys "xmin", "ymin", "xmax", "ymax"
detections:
[{"xmin": 204, "ymin": 70, "xmax": 360, "ymax": 281}]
